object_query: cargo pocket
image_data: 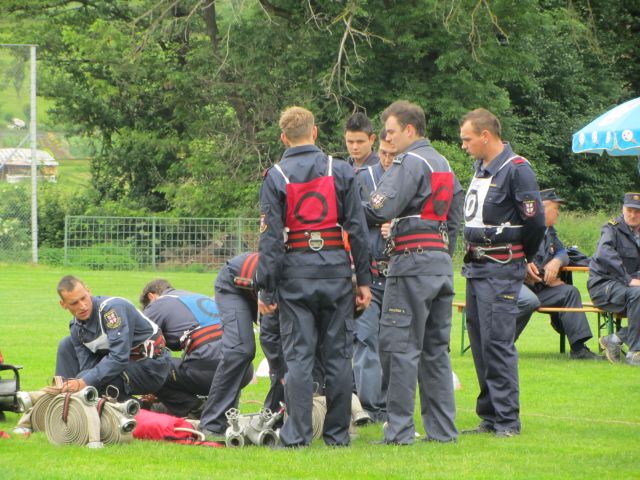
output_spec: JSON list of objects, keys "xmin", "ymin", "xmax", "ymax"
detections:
[
  {"xmin": 221, "ymin": 308, "xmax": 243, "ymax": 349},
  {"xmin": 380, "ymin": 310, "xmax": 412, "ymax": 353},
  {"xmin": 490, "ymin": 301, "xmax": 519, "ymax": 342},
  {"xmin": 279, "ymin": 316, "xmax": 296, "ymax": 363},
  {"xmin": 343, "ymin": 316, "xmax": 355, "ymax": 358}
]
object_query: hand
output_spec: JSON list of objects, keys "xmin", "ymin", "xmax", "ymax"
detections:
[
  {"xmin": 629, "ymin": 278, "xmax": 640, "ymax": 287},
  {"xmin": 355, "ymin": 285, "xmax": 372, "ymax": 313},
  {"xmin": 258, "ymin": 299, "xmax": 278, "ymax": 315},
  {"xmin": 62, "ymin": 378, "xmax": 86, "ymax": 393},
  {"xmin": 526, "ymin": 262, "xmax": 542, "ymax": 283},
  {"xmin": 380, "ymin": 222, "xmax": 391, "ymax": 239},
  {"xmin": 543, "ymin": 258, "xmax": 562, "ymax": 284}
]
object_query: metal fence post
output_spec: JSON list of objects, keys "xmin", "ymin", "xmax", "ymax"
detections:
[
  {"xmin": 151, "ymin": 217, "xmax": 157, "ymax": 270},
  {"xmin": 63, "ymin": 215, "xmax": 68, "ymax": 266}
]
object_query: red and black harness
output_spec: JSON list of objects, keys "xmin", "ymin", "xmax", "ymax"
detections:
[{"xmin": 181, "ymin": 324, "xmax": 223, "ymax": 356}]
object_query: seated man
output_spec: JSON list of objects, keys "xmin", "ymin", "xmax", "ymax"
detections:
[
  {"xmin": 140, "ymin": 280, "xmax": 250, "ymax": 417},
  {"xmin": 515, "ymin": 189, "xmax": 598, "ymax": 359},
  {"xmin": 589, "ymin": 193, "xmax": 640, "ymax": 366},
  {"xmin": 54, "ymin": 275, "xmax": 178, "ymax": 399}
]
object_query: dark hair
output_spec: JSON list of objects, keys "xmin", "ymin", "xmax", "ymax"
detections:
[
  {"xmin": 140, "ymin": 279, "xmax": 172, "ymax": 309},
  {"xmin": 57, "ymin": 275, "xmax": 85, "ymax": 299},
  {"xmin": 379, "ymin": 127, "xmax": 388, "ymax": 142},
  {"xmin": 381, "ymin": 101, "xmax": 426, "ymax": 137},
  {"xmin": 460, "ymin": 108, "xmax": 502, "ymax": 138},
  {"xmin": 345, "ymin": 112, "xmax": 374, "ymax": 135}
]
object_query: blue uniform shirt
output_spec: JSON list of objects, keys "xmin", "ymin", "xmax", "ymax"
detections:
[{"xmin": 70, "ymin": 296, "xmax": 158, "ymax": 387}]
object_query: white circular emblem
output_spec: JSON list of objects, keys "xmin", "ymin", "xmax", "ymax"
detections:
[
  {"xmin": 622, "ymin": 129, "xmax": 634, "ymax": 142},
  {"xmin": 591, "ymin": 131, "xmax": 598, "ymax": 143},
  {"xmin": 464, "ymin": 190, "xmax": 478, "ymax": 221},
  {"xmin": 578, "ymin": 132, "xmax": 585, "ymax": 145}
]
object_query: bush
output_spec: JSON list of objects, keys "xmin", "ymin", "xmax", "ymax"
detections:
[{"xmin": 65, "ymin": 243, "xmax": 138, "ymax": 270}]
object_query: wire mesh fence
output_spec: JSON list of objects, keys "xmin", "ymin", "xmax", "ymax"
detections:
[
  {"xmin": 63, "ymin": 215, "xmax": 467, "ymax": 271},
  {"xmin": 64, "ymin": 216, "xmax": 260, "ymax": 271},
  {"xmin": 0, "ymin": 45, "xmax": 34, "ymax": 263}
]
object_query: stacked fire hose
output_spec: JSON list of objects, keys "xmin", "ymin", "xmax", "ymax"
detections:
[{"xmin": 13, "ymin": 379, "xmax": 138, "ymax": 447}]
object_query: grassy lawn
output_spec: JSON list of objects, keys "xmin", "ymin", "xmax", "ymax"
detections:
[{"xmin": 0, "ymin": 263, "xmax": 638, "ymax": 479}]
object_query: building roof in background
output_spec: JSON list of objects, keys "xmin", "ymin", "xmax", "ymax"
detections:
[{"xmin": 0, "ymin": 148, "xmax": 58, "ymax": 166}]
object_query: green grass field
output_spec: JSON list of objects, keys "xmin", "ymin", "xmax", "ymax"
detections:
[{"xmin": 0, "ymin": 263, "xmax": 639, "ymax": 479}]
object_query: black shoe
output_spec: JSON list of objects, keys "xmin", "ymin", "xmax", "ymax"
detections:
[
  {"xmin": 570, "ymin": 346, "xmax": 602, "ymax": 360},
  {"xmin": 495, "ymin": 429, "xmax": 519, "ymax": 438},
  {"xmin": 421, "ymin": 436, "xmax": 457, "ymax": 443},
  {"xmin": 369, "ymin": 439, "xmax": 412, "ymax": 446},
  {"xmin": 462, "ymin": 423, "xmax": 494, "ymax": 434},
  {"xmin": 599, "ymin": 335, "xmax": 622, "ymax": 363}
]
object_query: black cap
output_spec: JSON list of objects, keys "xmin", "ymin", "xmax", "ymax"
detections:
[
  {"xmin": 623, "ymin": 192, "xmax": 640, "ymax": 209},
  {"xmin": 540, "ymin": 188, "xmax": 564, "ymax": 203}
]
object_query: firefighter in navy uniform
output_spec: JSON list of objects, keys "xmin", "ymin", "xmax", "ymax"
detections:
[
  {"xmin": 350, "ymin": 127, "xmax": 395, "ymax": 422},
  {"xmin": 362, "ymin": 100, "xmax": 463, "ymax": 445},
  {"xmin": 257, "ymin": 106, "xmax": 372, "ymax": 448},
  {"xmin": 198, "ymin": 252, "xmax": 259, "ymax": 439},
  {"xmin": 514, "ymin": 189, "xmax": 598, "ymax": 359},
  {"xmin": 55, "ymin": 275, "xmax": 174, "ymax": 400},
  {"xmin": 460, "ymin": 108, "xmax": 545, "ymax": 437},
  {"xmin": 589, "ymin": 193, "xmax": 640, "ymax": 366},
  {"xmin": 140, "ymin": 280, "xmax": 232, "ymax": 417}
]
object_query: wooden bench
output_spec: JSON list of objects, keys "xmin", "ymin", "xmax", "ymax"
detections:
[{"xmin": 454, "ymin": 301, "xmax": 625, "ymax": 356}]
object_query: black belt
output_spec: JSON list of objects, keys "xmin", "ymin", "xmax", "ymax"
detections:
[
  {"xmin": 286, "ymin": 228, "xmax": 344, "ymax": 252},
  {"xmin": 464, "ymin": 243, "xmax": 524, "ymax": 264}
]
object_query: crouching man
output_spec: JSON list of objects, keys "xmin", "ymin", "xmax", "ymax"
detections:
[{"xmin": 55, "ymin": 275, "xmax": 174, "ymax": 399}]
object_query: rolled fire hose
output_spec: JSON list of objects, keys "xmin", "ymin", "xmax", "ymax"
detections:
[
  {"xmin": 97, "ymin": 398, "xmax": 139, "ymax": 445},
  {"xmin": 44, "ymin": 387, "xmax": 103, "ymax": 448},
  {"xmin": 23, "ymin": 391, "xmax": 57, "ymax": 432},
  {"xmin": 311, "ymin": 396, "xmax": 327, "ymax": 441}
]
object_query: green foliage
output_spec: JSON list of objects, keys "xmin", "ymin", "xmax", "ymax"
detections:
[
  {"xmin": 1, "ymin": 0, "xmax": 638, "ymax": 219},
  {"xmin": 66, "ymin": 243, "xmax": 138, "ymax": 270}
]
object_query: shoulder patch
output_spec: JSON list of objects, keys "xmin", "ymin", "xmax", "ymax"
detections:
[
  {"xmin": 370, "ymin": 192, "xmax": 387, "ymax": 209},
  {"xmin": 393, "ymin": 153, "xmax": 405, "ymax": 165},
  {"xmin": 522, "ymin": 199, "xmax": 538, "ymax": 217},
  {"xmin": 103, "ymin": 309, "xmax": 122, "ymax": 329},
  {"xmin": 259, "ymin": 213, "xmax": 268, "ymax": 233},
  {"xmin": 608, "ymin": 218, "xmax": 618, "ymax": 225}
]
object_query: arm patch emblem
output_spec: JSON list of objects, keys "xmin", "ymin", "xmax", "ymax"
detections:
[
  {"xmin": 103, "ymin": 309, "xmax": 122, "ymax": 329},
  {"xmin": 523, "ymin": 200, "xmax": 537, "ymax": 217},
  {"xmin": 371, "ymin": 192, "xmax": 386, "ymax": 209},
  {"xmin": 259, "ymin": 213, "xmax": 268, "ymax": 233}
]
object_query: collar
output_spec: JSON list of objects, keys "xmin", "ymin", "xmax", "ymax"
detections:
[
  {"xmin": 405, "ymin": 138, "xmax": 432, "ymax": 152},
  {"xmin": 282, "ymin": 144, "xmax": 322, "ymax": 159},
  {"xmin": 475, "ymin": 142, "xmax": 513, "ymax": 177}
]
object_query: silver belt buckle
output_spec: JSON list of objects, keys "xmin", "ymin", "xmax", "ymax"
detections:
[{"xmin": 308, "ymin": 232, "xmax": 324, "ymax": 251}]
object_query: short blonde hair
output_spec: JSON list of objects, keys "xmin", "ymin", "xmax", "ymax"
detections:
[{"xmin": 279, "ymin": 106, "xmax": 314, "ymax": 143}]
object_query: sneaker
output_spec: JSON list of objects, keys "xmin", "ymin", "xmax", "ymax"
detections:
[
  {"xmin": 462, "ymin": 423, "xmax": 494, "ymax": 434},
  {"xmin": 569, "ymin": 346, "xmax": 602, "ymax": 360},
  {"xmin": 495, "ymin": 429, "xmax": 519, "ymax": 438},
  {"xmin": 599, "ymin": 335, "xmax": 622, "ymax": 363},
  {"xmin": 625, "ymin": 351, "xmax": 640, "ymax": 366}
]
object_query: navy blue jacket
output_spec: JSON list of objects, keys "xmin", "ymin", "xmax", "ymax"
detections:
[{"xmin": 257, "ymin": 145, "xmax": 371, "ymax": 305}]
